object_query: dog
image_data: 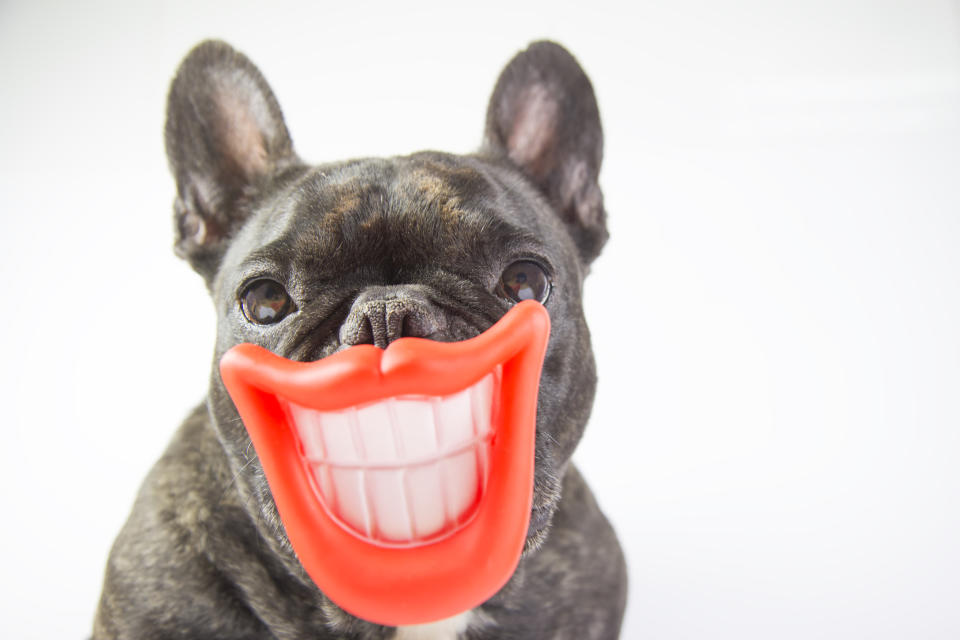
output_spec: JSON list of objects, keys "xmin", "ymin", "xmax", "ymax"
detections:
[{"xmin": 94, "ymin": 40, "xmax": 627, "ymax": 639}]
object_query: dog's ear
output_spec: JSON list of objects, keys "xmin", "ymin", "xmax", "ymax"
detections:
[
  {"xmin": 165, "ymin": 40, "xmax": 296, "ymax": 280},
  {"xmin": 484, "ymin": 41, "xmax": 607, "ymax": 263}
]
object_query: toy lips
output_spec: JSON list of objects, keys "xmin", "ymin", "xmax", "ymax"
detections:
[{"xmin": 219, "ymin": 300, "xmax": 550, "ymax": 625}]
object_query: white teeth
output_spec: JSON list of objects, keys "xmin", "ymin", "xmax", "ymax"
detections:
[{"xmin": 284, "ymin": 369, "xmax": 500, "ymax": 545}]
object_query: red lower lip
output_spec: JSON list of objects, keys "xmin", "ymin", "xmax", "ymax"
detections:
[{"xmin": 219, "ymin": 300, "xmax": 550, "ymax": 625}]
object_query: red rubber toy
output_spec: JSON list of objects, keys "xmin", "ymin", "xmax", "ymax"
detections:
[{"xmin": 219, "ymin": 300, "xmax": 550, "ymax": 625}]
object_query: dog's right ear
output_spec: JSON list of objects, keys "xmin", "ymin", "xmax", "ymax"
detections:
[{"xmin": 165, "ymin": 40, "xmax": 296, "ymax": 281}]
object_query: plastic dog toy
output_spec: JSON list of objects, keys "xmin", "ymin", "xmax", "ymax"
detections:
[{"xmin": 219, "ymin": 300, "xmax": 550, "ymax": 625}]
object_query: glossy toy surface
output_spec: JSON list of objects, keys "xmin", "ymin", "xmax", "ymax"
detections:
[{"xmin": 219, "ymin": 300, "xmax": 550, "ymax": 625}]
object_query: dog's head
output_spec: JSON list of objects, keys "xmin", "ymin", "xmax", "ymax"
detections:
[{"xmin": 165, "ymin": 38, "xmax": 606, "ymax": 601}]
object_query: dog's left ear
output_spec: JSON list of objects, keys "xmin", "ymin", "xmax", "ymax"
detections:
[
  {"xmin": 484, "ymin": 41, "xmax": 607, "ymax": 263},
  {"xmin": 165, "ymin": 40, "xmax": 297, "ymax": 281}
]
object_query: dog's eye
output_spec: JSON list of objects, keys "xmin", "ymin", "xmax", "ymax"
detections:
[
  {"xmin": 240, "ymin": 279, "xmax": 296, "ymax": 324},
  {"xmin": 498, "ymin": 261, "xmax": 551, "ymax": 304}
]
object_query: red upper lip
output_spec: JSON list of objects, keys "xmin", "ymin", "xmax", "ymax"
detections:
[
  {"xmin": 222, "ymin": 301, "xmax": 547, "ymax": 409},
  {"xmin": 219, "ymin": 300, "xmax": 550, "ymax": 626}
]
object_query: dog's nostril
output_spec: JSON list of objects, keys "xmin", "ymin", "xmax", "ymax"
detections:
[
  {"xmin": 339, "ymin": 290, "xmax": 446, "ymax": 348},
  {"xmin": 360, "ymin": 315, "xmax": 383, "ymax": 349},
  {"xmin": 364, "ymin": 304, "xmax": 392, "ymax": 349},
  {"xmin": 400, "ymin": 310, "xmax": 440, "ymax": 341},
  {"xmin": 401, "ymin": 315, "xmax": 416, "ymax": 339}
]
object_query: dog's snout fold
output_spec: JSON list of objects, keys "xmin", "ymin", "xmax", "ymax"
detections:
[{"xmin": 339, "ymin": 285, "xmax": 445, "ymax": 349}]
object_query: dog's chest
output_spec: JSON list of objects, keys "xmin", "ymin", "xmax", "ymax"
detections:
[{"xmin": 392, "ymin": 611, "xmax": 476, "ymax": 640}]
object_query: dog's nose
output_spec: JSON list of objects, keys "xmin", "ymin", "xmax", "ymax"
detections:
[{"xmin": 339, "ymin": 285, "xmax": 446, "ymax": 349}]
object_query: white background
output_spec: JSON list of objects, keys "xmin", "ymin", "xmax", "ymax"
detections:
[{"xmin": 2, "ymin": 1, "xmax": 959, "ymax": 638}]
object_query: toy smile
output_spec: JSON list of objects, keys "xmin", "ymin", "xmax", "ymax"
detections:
[
  {"xmin": 219, "ymin": 300, "xmax": 550, "ymax": 626},
  {"xmin": 285, "ymin": 369, "xmax": 499, "ymax": 545}
]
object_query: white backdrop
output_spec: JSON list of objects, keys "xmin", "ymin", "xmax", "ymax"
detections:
[{"xmin": 2, "ymin": 1, "xmax": 959, "ymax": 638}]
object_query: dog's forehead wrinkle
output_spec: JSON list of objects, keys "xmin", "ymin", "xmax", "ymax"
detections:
[
  {"xmin": 283, "ymin": 192, "xmax": 538, "ymax": 285},
  {"xmin": 216, "ymin": 190, "xmax": 303, "ymax": 283}
]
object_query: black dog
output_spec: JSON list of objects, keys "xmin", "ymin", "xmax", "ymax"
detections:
[{"xmin": 94, "ymin": 40, "xmax": 626, "ymax": 639}]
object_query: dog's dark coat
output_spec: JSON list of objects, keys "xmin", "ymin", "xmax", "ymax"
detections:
[{"xmin": 94, "ymin": 41, "xmax": 627, "ymax": 639}]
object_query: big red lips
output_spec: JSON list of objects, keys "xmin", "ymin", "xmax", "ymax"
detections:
[{"xmin": 219, "ymin": 300, "xmax": 550, "ymax": 625}]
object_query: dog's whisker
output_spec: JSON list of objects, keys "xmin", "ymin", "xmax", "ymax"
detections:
[{"xmin": 218, "ymin": 455, "xmax": 259, "ymax": 504}]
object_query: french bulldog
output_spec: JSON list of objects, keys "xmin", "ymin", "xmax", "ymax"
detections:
[{"xmin": 94, "ymin": 40, "xmax": 627, "ymax": 639}]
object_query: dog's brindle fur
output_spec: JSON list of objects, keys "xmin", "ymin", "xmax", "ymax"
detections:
[{"xmin": 94, "ymin": 41, "xmax": 627, "ymax": 639}]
